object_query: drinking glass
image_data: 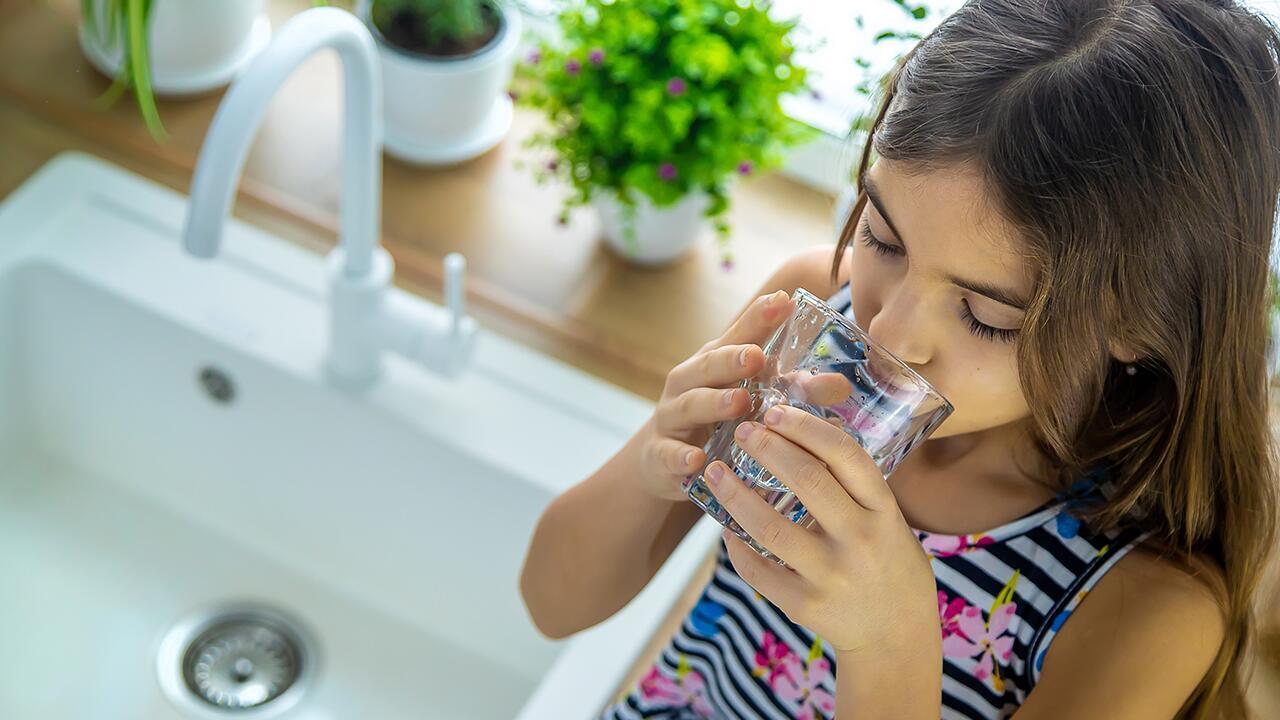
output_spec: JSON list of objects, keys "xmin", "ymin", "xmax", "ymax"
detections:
[{"xmin": 682, "ymin": 287, "xmax": 954, "ymax": 563}]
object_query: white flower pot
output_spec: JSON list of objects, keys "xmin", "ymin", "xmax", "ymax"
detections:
[
  {"xmin": 593, "ymin": 191, "xmax": 710, "ymax": 267},
  {"xmin": 79, "ymin": 0, "xmax": 270, "ymax": 97},
  {"xmin": 357, "ymin": 0, "xmax": 522, "ymax": 166}
]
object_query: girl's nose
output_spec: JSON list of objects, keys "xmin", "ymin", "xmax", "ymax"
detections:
[{"xmin": 865, "ymin": 286, "xmax": 933, "ymax": 367}]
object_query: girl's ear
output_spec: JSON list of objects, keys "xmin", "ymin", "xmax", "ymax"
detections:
[{"xmin": 1107, "ymin": 338, "xmax": 1142, "ymax": 365}]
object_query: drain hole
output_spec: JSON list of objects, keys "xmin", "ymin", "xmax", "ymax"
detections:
[
  {"xmin": 199, "ymin": 366, "xmax": 236, "ymax": 404},
  {"xmin": 158, "ymin": 604, "xmax": 316, "ymax": 717}
]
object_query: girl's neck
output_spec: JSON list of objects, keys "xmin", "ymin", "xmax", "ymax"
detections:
[
  {"xmin": 887, "ymin": 420, "xmax": 1062, "ymax": 535},
  {"xmin": 896, "ymin": 420, "xmax": 1057, "ymax": 498}
]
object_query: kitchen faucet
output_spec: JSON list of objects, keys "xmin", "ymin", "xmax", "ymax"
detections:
[{"xmin": 183, "ymin": 7, "xmax": 477, "ymax": 390}]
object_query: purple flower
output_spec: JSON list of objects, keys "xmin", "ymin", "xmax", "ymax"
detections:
[
  {"xmin": 565, "ymin": 58, "xmax": 581, "ymax": 75},
  {"xmin": 737, "ymin": 161, "xmax": 753, "ymax": 176},
  {"xmin": 659, "ymin": 163, "xmax": 678, "ymax": 181},
  {"xmin": 666, "ymin": 77, "xmax": 687, "ymax": 96},
  {"xmin": 526, "ymin": 50, "xmax": 541, "ymax": 65},
  {"xmin": 721, "ymin": 257, "xmax": 735, "ymax": 271},
  {"xmin": 546, "ymin": 159, "xmax": 559, "ymax": 171},
  {"xmin": 588, "ymin": 48, "xmax": 605, "ymax": 66},
  {"xmin": 810, "ymin": 88, "xmax": 823, "ymax": 101}
]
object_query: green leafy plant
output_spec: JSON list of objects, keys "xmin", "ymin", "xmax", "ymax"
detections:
[
  {"xmin": 81, "ymin": 0, "xmax": 166, "ymax": 141},
  {"xmin": 512, "ymin": 0, "xmax": 813, "ymax": 269},
  {"xmin": 369, "ymin": 0, "xmax": 501, "ymax": 56}
]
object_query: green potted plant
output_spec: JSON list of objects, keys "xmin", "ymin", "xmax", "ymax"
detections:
[
  {"xmin": 512, "ymin": 0, "xmax": 811, "ymax": 269},
  {"xmin": 355, "ymin": 0, "xmax": 524, "ymax": 165},
  {"xmin": 79, "ymin": 0, "xmax": 272, "ymax": 141}
]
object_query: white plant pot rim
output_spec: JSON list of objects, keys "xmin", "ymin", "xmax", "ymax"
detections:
[
  {"xmin": 357, "ymin": 0, "xmax": 519, "ymax": 72},
  {"xmin": 78, "ymin": 13, "xmax": 271, "ymax": 97}
]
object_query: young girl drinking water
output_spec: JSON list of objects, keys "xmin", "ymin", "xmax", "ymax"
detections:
[{"xmin": 520, "ymin": 0, "xmax": 1280, "ymax": 717}]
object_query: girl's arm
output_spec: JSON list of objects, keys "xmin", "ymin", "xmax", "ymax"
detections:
[
  {"xmin": 1014, "ymin": 546, "xmax": 1226, "ymax": 718},
  {"xmin": 518, "ymin": 427, "xmax": 708, "ymax": 639}
]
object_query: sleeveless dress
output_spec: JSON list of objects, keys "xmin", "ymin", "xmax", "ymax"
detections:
[{"xmin": 599, "ymin": 282, "xmax": 1155, "ymax": 720}]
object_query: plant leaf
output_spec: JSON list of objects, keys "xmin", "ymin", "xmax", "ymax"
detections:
[{"xmin": 126, "ymin": 0, "xmax": 166, "ymax": 141}]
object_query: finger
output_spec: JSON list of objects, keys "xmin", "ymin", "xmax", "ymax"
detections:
[
  {"xmin": 792, "ymin": 370, "xmax": 855, "ymax": 408},
  {"xmin": 708, "ymin": 290, "xmax": 795, "ymax": 352},
  {"xmin": 721, "ymin": 529, "xmax": 812, "ymax": 613},
  {"xmin": 703, "ymin": 459, "xmax": 825, "ymax": 575},
  {"xmin": 664, "ymin": 344, "xmax": 761, "ymax": 398},
  {"xmin": 651, "ymin": 436, "xmax": 707, "ymax": 476},
  {"xmin": 760, "ymin": 404, "xmax": 893, "ymax": 512},
  {"xmin": 730, "ymin": 419, "xmax": 859, "ymax": 532},
  {"xmin": 656, "ymin": 386, "xmax": 749, "ymax": 432}
]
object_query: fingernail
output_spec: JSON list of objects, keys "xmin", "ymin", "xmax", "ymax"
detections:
[
  {"xmin": 764, "ymin": 406, "xmax": 784, "ymax": 426},
  {"xmin": 723, "ymin": 389, "xmax": 736, "ymax": 407},
  {"xmin": 707, "ymin": 462, "xmax": 725, "ymax": 484},
  {"xmin": 684, "ymin": 450, "xmax": 698, "ymax": 467},
  {"xmin": 735, "ymin": 422, "xmax": 756, "ymax": 440},
  {"xmin": 739, "ymin": 347, "xmax": 751, "ymax": 366}
]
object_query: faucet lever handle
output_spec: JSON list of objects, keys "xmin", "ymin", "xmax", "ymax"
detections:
[{"xmin": 443, "ymin": 252, "xmax": 468, "ymax": 334}]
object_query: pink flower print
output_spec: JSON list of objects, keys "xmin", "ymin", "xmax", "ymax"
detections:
[
  {"xmin": 942, "ymin": 603, "xmax": 1018, "ymax": 693},
  {"xmin": 752, "ymin": 631, "xmax": 798, "ymax": 687},
  {"xmin": 920, "ymin": 532, "xmax": 995, "ymax": 558},
  {"xmin": 938, "ymin": 590, "xmax": 966, "ymax": 639},
  {"xmin": 942, "ymin": 572, "xmax": 1021, "ymax": 693},
  {"xmin": 639, "ymin": 655, "xmax": 713, "ymax": 717},
  {"xmin": 773, "ymin": 637, "xmax": 836, "ymax": 720}
]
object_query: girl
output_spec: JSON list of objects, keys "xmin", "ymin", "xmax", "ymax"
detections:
[{"xmin": 520, "ymin": 0, "xmax": 1280, "ymax": 717}]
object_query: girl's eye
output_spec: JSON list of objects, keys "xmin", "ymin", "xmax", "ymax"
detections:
[
  {"xmin": 857, "ymin": 219, "xmax": 904, "ymax": 257},
  {"xmin": 961, "ymin": 299, "xmax": 1019, "ymax": 344},
  {"xmin": 859, "ymin": 217, "xmax": 1018, "ymax": 344}
]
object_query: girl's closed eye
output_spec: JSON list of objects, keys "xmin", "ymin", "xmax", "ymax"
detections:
[{"xmin": 857, "ymin": 218, "xmax": 1021, "ymax": 344}]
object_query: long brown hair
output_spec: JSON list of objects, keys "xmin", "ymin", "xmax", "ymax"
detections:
[{"xmin": 830, "ymin": 1, "xmax": 1280, "ymax": 716}]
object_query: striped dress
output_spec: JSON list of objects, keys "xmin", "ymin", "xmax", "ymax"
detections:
[{"xmin": 599, "ymin": 282, "xmax": 1155, "ymax": 720}]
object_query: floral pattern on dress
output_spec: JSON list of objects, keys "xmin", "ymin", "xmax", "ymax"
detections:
[
  {"xmin": 939, "ymin": 570, "xmax": 1021, "ymax": 693},
  {"xmin": 639, "ymin": 654, "xmax": 713, "ymax": 718},
  {"xmin": 920, "ymin": 531, "xmax": 996, "ymax": 558},
  {"xmin": 753, "ymin": 633, "xmax": 835, "ymax": 720}
]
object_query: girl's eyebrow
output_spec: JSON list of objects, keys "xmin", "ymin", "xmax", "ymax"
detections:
[{"xmin": 862, "ymin": 175, "xmax": 1029, "ymax": 312}]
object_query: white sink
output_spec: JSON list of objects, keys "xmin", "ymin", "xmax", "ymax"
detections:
[{"xmin": 0, "ymin": 152, "xmax": 721, "ymax": 719}]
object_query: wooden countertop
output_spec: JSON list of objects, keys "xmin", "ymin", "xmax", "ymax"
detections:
[{"xmin": 0, "ymin": 0, "xmax": 839, "ymax": 403}]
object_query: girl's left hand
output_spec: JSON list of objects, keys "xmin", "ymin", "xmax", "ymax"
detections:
[{"xmin": 703, "ymin": 402, "xmax": 940, "ymax": 660}]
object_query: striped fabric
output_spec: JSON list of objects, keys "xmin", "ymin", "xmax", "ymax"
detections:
[{"xmin": 599, "ymin": 283, "xmax": 1155, "ymax": 720}]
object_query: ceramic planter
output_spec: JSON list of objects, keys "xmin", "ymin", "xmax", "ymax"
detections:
[
  {"xmin": 79, "ymin": 0, "xmax": 270, "ymax": 96},
  {"xmin": 593, "ymin": 190, "xmax": 711, "ymax": 267},
  {"xmin": 358, "ymin": 0, "xmax": 522, "ymax": 165}
]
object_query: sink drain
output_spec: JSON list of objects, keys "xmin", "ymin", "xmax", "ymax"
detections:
[{"xmin": 157, "ymin": 604, "xmax": 317, "ymax": 718}]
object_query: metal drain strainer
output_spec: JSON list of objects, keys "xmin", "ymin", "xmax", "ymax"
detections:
[
  {"xmin": 158, "ymin": 604, "xmax": 317, "ymax": 717},
  {"xmin": 185, "ymin": 619, "xmax": 298, "ymax": 709}
]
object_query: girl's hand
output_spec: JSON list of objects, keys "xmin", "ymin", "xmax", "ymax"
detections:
[
  {"xmin": 634, "ymin": 290, "xmax": 795, "ymax": 502},
  {"xmin": 702, "ymin": 403, "xmax": 940, "ymax": 659}
]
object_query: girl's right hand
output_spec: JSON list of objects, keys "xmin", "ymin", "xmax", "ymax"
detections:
[{"xmin": 634, "ymin": 289, "xmax": 796, "ymax": 502}]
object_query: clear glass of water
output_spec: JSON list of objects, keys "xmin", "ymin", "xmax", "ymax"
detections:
[{"xmin": 682, "ymin": 287, "xmax": 954, "ymax": 563}]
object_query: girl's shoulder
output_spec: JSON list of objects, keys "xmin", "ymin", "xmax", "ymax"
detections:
[
  {"xmin": 1026, "ymin": 538, "xmax": 1226, "ymax": 713},
  {"xmin": 773, "ymin": 245, "xmax": 853, "ymax": 302}
]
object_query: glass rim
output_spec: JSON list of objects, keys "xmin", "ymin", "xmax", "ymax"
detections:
[{"xmin": 791, "ymin": 286, "xmax": 956, "ymax": 416}]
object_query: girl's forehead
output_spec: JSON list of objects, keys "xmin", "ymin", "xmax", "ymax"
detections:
[{"xmin": 868, "ymin": 159, "xmax": 1034, "ymax": 300}]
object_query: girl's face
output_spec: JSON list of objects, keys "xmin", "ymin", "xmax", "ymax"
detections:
[{"xmin": 848, "ymin": 159, "xmax": 1035, "ymax": 439}]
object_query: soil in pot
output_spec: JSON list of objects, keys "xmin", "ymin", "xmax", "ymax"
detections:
[{"xmin": 372, "ymin": 1, "xmax": 501, "ymax": 57}]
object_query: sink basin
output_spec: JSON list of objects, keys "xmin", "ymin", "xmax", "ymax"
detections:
[{"xmin": 0, "ymin": 152, "xmax": 721, "ymax": 719}]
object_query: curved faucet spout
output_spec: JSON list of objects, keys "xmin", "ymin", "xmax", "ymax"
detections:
[{"xmin": 183, "ymin": 7, "xmax": 382, "ymax": 279}]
